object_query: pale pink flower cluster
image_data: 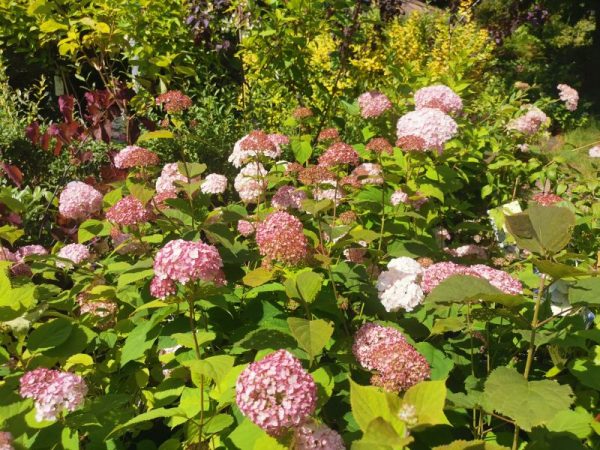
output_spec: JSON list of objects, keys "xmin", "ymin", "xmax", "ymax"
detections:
[
  {"xmin": 16, "ymin": 245, "xmax": 48, "ymax": 259},
  {"xmin": 11, "ymin": 244, "xmax": 47, "ymax": 276},
  {"xmin": 444, "ymin": 244, "xmax": 487, "ymax": 259},
  {"xmin": 421, "ymin": 261, "xmax": 522, "ymax": 295},
  {"xmin": 236, "ymin": 349, "xmax": 317, "ymax": 435},
  {"xmin": 150, "ymin": 276, "xmax": 177, "ymax": 299},
  {"xmin": 201, "ymin": 173, "xmax": 228, "ymax": 195},
  {"xmin": 58, "ymin": 181, "xmax": 103, "ymax": 221},
  {"xmin": 532, "ymin": 192, "xmax": 563, "ymax": 206},
  {"xmin": 352, "ymin": 323, "xmax": 430, "ymax": 392},
  {"xmin": 293, "ymin": 421, "xmax": 346, "ymax": 450},
  {"xmin": 435, "ymin": 228, "xmax": 452, "ymax": 242},
  {"xmin": 77, "ymin": 294, "xmax": 117, "ymax": 319},
  {"xmin": 376, "ymin": 257, "xmax": 424, "ymax": 312},
  {"xmin": 152, "ymin": 239, "xmax": 225, "ymax": 293},
  {"xmin": 234, "ymin": 163, "xmax": 268, "ymax": 203},
  {"xmin": 19, "ymin": 368, "xmax": 87, "ymax": 422},
  {"xmin": 312, "ymin": 187, "xmax": 344, "ymax": 205},
  {"xmin": 155, "ymin": 163, "xmax": 188, "ymax": 194},
  {"xmin": 237, "ymin": 220, "xmax": 255, "ymax": 237},
  {"xmin": 106, "ymin": 195, "xmax": 152, "ymax": 226},
  {"xmin": 351, "ymin": 163, "xmax": 383, "ymax": 185},
  {"xmin": 272, "ymin": 185, "xmax": 306, "ymax": 210},
  {"xmin": 390, "ymin": 189, "xmax": 409, "ymax": 206},
  {"xmin": 317, "ymin": 128, "xmax": 340, "ymax": 142},
  {"xmin": 0, "ymin": 247, "xmax": 16, "ymax": 262},
  {"xmin": 507, "ymin": 106, "xmax": 548, "ymax": 135},
  {"xmin": 57, "ymin": 244, "xmax": 90, "ymax": 267},
  {"xmin": 318, "ymin": 142, "xmax": 360, "ymax": 167},
  {"xmin": 588, "ymin": 146, "xmax": 600, "ymax": 158},
  {"xmin": 557, "ymin": 84, "xmax": 579, "ymax": 111},
  {"xmin": 255, "ymin": 212, "xmax": 308, "ymax": 264},
  {"xmin": 267, "ymin": 133, "xmax": 290, "ymax": 151},
  {"xmin": 414, "ymin": 85, "xmax": 463, "ymax": 115},
  {"xmin": 357, "ymin": 91, "xmax": 392, "ymax": 118},
  {"xmin": 114, "ymin": 146, "xmax": 159, "ymax": 169},
  {"xmin": 0, "ymin": 431, "xmax": 13, "ymax": 450},
  {"xmin": 396, "ymin": 108, "xmax": 458, "ymax": 154},
  {"xmin": 229, "ymin": 131, "xmax": 281, "ymax": 168}
]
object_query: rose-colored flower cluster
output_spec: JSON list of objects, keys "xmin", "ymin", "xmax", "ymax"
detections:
[
  {"xmin": 0, "ymin": 431, "xmax": 13, "ymax": 450},
  {"xmin": 229, "ymin": 131, "xmax": 280, "ymax": 168},
  {"xmin": 589, "ymin": 145, "xmax": 600, "ymax": 158},
  {"xmin": 557, "ymin": 84, "xmax": 579, "ymax": 111},
  {"xmin": 150, "ymin": 276, "xmax": 177, "ymax": 299},
  {"xmin": 421, "ymin": 261, "xmax": 522, "ymax": 295},
  {"xmin": 59, "ymin": 181, "xmax": 103, "ymax": 221},
  {"xmin": 293, "ymin": 107, "xmax": 314, "ymax": 119},
  {"xmin": 357, "ymin": 91, "xmax": 392, "ymax": 118},
  {"xmin": 338, "ymin": 211, "xmax": 357, "ymax": 224},
  {"xmin": 351, "ymin": 163, "xmax": 383, "ymax": 185},
  {"xmin": 57, "ymin": 244, "xmax": 91, "ymax": 267},
  {"xmin": 390, "ymin": 189, "xmax": 409, "ymax": 206},
  {"xmin": 312, "ymin": 187, "xmax": 345, "ymax": 205},
  {"xmin": 507, "ymin": 106, "xmax": 548, "ymax": 135},
  {"xmin": 234, "ymin": 162, "xmax": 268, "ymax": 203},
  {"xmin": 366, "ymin": 137, "xmax": 393, "ymax": 155},
  {"xmin": 318, "ymin": 142, "xmax": 360, "ymax": 167},
  {"xmin": 532, "ymin": 192, "xmax": 563, "ymax": 206},
  {"xmin": 298, "ymin": 166, "xmax": 335, "ymax": 186},
  {"xmin": 236, "ymin": 349, "xmax": 317, "ymax": 435},
  {"xmin": 156, "ymin": 163, "xmax": 188, "ymax": 194},
  {"xmin": 106, "ymin": 195, "xmax": 152, "ymax": 226},
  {"xmin": 152, "ymin": 239, "xmax": 225, "ymax": 292},
  {"xmin": 414, "ymin": 85, "xmax": 463, "ymax": 115},
  {"xmin": 19, "ymin": 368, "xmax": 87, "ymax": 422},
  {"xmin": 352, "ymin": 323, "xmax": 430, "ymax": 392},
  {"xmin": 113, "ymin": 146, "xmax": 159, "ymax": 169},
  {"xmin": 317, "ymin": 128, "xmax": 340, "ymax": 142},
  {"xmin": 293, "ymin": 421, "xmax": 346, "ymax": 450},
  {"xmin": 156, "ymin": 90, "xmax": 193, "ymax": 113},
  {"xmin": 268, "ymin": 133, "xmax": 290, "ymax": 151},
  {"xmin": 255, "ymin": 211, "xmax": 308, "ymax": 264},
  {"xmin": 272, "ymin": 185, "xmax": 307, "ymax": 210},
  {"xmin": 201, "ymin": 173, "xmax": 228, "ymax": 195},
  {"xmin": 237, "ymin": 220, "xmax": 255, "ymax": 237},
  {"xmin": 396, "ymin": 108, "xmax": 458, "ymax": 154}
]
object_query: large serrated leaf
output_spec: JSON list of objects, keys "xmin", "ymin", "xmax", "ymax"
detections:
[
  {"xmin": 403, "ymin": 379, "xmax": 450, "ymax": 427},
  {"xmin": 433, "ymin": 440, "xmax": 509, "ymax": 450},
  {"xmin": 568, "ymin": 277, "xmax": 600, "ymax": 305},
  {"xmin": 425, "ymin": 275, "xmax": 524, "ymax": 308},
  {"xmin": 350, "ymin": 379, "xmax": 400, "ymax": 432},
  {"xmin": 287, "ymin": 317, "xmax": 333, "ymax": 360}
]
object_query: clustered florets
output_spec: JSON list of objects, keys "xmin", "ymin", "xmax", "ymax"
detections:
[
  {"xmin": 507, "ymin": 106, "xmax": 548, "ymax": 135},
  {"xmin": 57, "ymin": 244, "xmax": 91, "ymax": 267},
  {"xmin": 106, "ymin": 195, "xmax": 152, "ymax": 226},
  {"xmin": 366, "ymin": 137, "xmax": 393, "ymax": 155},
  {"xmin": 228, "ymin": 131, "xmax": 281, "ymax": 168},
  {"xmin": 0, "ymin": 431, "xmax": 13, "ymax": 450},
  {"xmin": 357, "ymin": 91, "xmax": 392, "ymax": 118},
  {"xmin": 201, "ymin": 173, "xmax": 228, "ymax": 195},
  {"xmin": 293, "ymin": 421, "xmax": 346, "ymax": 450},
  {"xmin": 557, "ymin": 84, "xmax": 579, "ymax": 111},
  {"xmin": 588, "ymin": 145, "xmax": 600, "ymax": 158},
  {"xmin": 414, "ymin": 84, "xmax": 463, "ymax": 115},
  {"xmin": 113, "ymin": 146, "xmax": 159, "ymax": 169},
  {"xmin": 156, "ymin": 90, "xmax": 193, "ymax": 113},
  {"xmin": 272, "ymin": 185, "xmax": 307, "ymax": 210},
  {"xmin": 318, "ymin": 142, "xmax": 360, "ymax": 167},
  {"xmin": 237, "ymin": 220, "xmax": 255, "ymax": 237},
  {"xmin": 255, "ymin": 211, "xmax": 308, "ymax": 264},
  {"xmin": 390, "ymin": 189, "xmax": 409, "ymax": 206},
  {"xmin": 532, "ymin": 192, "xmax": 563, "ymax": 206},
  {"xmin": 236, "ymin": 349, "xmax": 317, "ymax": 435},
  {"xmin": 58, "ymin": 181, "xmax": 103, "ymax": 221},
  {"xmin": 19, "ymin": 368, "xmax": 87, "ymax": 422},
  {"xmin": 155, "ymin": 163, "xmax": 188, "ymax": 194},
  {"xmin": 376, "ymin": 257, "xmax": 425, "ymax": 312},
  {"xmin": 352, "ymin": 323, "xmax": 430, "ymax": 392},
  {"xmin": 396, "ymin": 108, "xmax": 458, "ymax": 154},
  {"xmin": 234, "ymin": 162, "xmax": 268, "ymax": 203},
  {"xmin": 351, "ymin": 163, "xmax": 383, "ymax": 185}
]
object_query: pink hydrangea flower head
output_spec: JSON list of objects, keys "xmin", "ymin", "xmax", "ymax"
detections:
[
  {"xmin": 369, "ymin": 340, "xmax": 431, "ymax": 392},
  {"xmin": 58, "ymin": 181, "xmax": 103, "ymax": 221},
  {"xmin": 390, "ymin": 190, "xmax": 409, "ymax": 206},
  {"xmin": 298, "ymin": 166, "xmax": 336, "ymax": 186},
  {"xmin": 557, "ymin": 84, "xmax": 579, "ymax": 111},
  {"xmin": 57, "ymin": 244, "xmax": 90, "ymax": 267},
  {"xmin": 507, "ymin": 106, "xmax": 549, "ymax": 135},
  {"xmin": 267, "ymin": 133, "xmax": 290, "ymax": 151},
  {"xmin": 318, "ymin": 142, "xmax": 360, "ymax": 167},
  {"xmin": 357, "ymin": 91, "xmax": 392, "ymax": 118},
  {"xmin": 229, "ymin": 131, "xmax": 280, "ymax": 168},
  {"xmin": 421, "ymin": 261, "xmax": 469, "ymax": 293},
  {"xmin": 106, "ymin": 195, "xmax": 152, "ymax": 226},
  {"xmin": 201, "ymin": 173, "xmax": 228, "ymax": 195},
  {"xmin": 19, "ymin": 368, "xmax": 87, "ymax": 422},
  {"xmin": 293, "ymin": 421, "xmax": 346, "ymax": 450},
  {"xmin": 414, "ymin": 84, "xmax": 463, "ymax": 115},
  {"xmin": 366, "ymin": 137, "xmax": 393, "ymax": 155},
  {"xmin": 77, "ymin": 293, "xmax": 117, "ymax": 319},
  {"xmin": 317, "ymin": 128, "xmax": 340, "ymax": 142},
  {"xmin": 351, "ymin": 163, "xmax": 383, "ymax": 185},
  {"xmin": 0, "ymin": 431, "xmax": 13, "ymax": 450},
  {"xmin": 338, "ymin": 211, "xmax": 357, "ymax": 224},
  {"xmin": 150, "ymin": 276, "xmax": 177, "ymax": 299},
  {"xmin": 255, "ymin": 211, "xmax": 308, "ymax": 264},
  {"xmin": 237, "ymin": 220, "xmax": 255, "ymax": 237},
  {"xmin": 16, "ymin": 245, "xmax": 47, "ymax": 259},
  {"xmin": 312, "ymin": 187, "xmax": 345, "ymax": 205},
  {"xmin": 396, "ymin": 108, "xmax": 458, "ymax": 154},
  {"xmin": 352, "ymin": 323, "xmax": 407, "ymax": 370},
  {"xmin": 0, "ymin": 247, "xmax": 17, "ymax": 262},
  {"xmin": 445, "ymin": 244, "xmax": 487, "ymax": 259},
  {"xmin": 588, "ymin": 145, "xmax": 600, "ymax": 158},
  {"xmin": 435, "ymin": 228, "xmax": 452, "ymax": 242},
  {"xmin": 532, "ymin": 192, "xmax": 563, "ymax": 206},
  {"xmin": 156, "ymin": 90, "xmax": 193, "ymax": 113},
  {"xmin": 155, "ymin": 163, "xmax": 188, "ymax": 194},
  {"xmin": 293, "ymin": 107, "xmax": 314, "ymax": 119},
  {"xmin": 113, "ymin": 146, "xmax": 159, "ymax": 169},
  {"xmin": 234, "ymin": 162, "xmax": 268, "ymax": 203},
  {"xmin": 469, "ymin": 264, "xmax": 523, "ymax": 295},
  {"xmin": 153, "ymin": 239, "xmax": 224, "ymax": 285},
  {"xmin": 272, "ymin": 185, "xmax": 307, "ymax": 210},
  {"xmin": 236, "ymin": 349, "xmax": 317, "ymax": 435}
]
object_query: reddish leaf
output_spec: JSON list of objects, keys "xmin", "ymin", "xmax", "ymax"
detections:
[
  {"xmin": 25, "ymin": 122, "xmax": 40, "ymax": 145},
  {"xmin": 58, "ymin": 95, "xmax": 75, "ymax": 123},
  {"xmin": 1, "ymin": 163, "xmax": 24, "ymax": 187}
]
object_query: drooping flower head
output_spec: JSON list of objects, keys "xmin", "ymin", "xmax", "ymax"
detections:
[
  {"xmin": 201, "ymin": 173, "xmax": 228, "ymax": 195},
  {"xmin": 293, "ymin": 421, "xmax": 346, "ymax": 450},
  {"xmin": 557, "ymin": 84, "xmax": 579, "ymax": 111},
  {"xmin": 357, "ymin": 91, "xmax": 393, "ymax": 118},
  {"xmin": 229, "ymin": 131, "xmax": 280, "ymax": 168},
  {"xmin": 255, "ymin": 211, "xmax": 308, "ymax": 265},
  {"xmin": 532, "ymin": 192, "xmax": 563, "ymax": 206},
  {"xmin": 414, "ymin": 84, "xmax": 463, "ymax": 115},
  {"xmin": 57, "ymin": 244, "xmax": 91, "ymax": 267},
  {"xmin": 19, "ymin": 368, "xmax": 87, "ymax": 422},
  {"xmin": 507, "ymin": 106, "xmax": 549, "ymax": 135},
  {"xmin": 396, "ymin": 108, "xmax": 458, "ymax": 154},
  {"xmin": 106, "ymin": 195, "xmax": 152, "ymax": 226},
  {"xmin": 113, "ymin": 146, "xmax": 159, "ymax": 169},
  {"xmin": 156, "ymin": 90, "xmax": 193, "ymax": 113},
  {"xmin": 234, "ymin": 162, "xmax": 268, "ymax": 204},
  {"xmin": 236, "ymin": 349, "xmax": 317, "ymax": 435},
  {"xmin": 318, "ymin": 142, "xmax": 360, "ymax": 167},
  {"xmin": 153, "ymin": 239, "xmax": 224, "ymax": 286},
  {"xmin": 58, "ymin": 181, "xmax": 103, "ymax": 221},
  {"xmin": 272, "ymin": 185, "xmax": 307, "ymax": 210}
]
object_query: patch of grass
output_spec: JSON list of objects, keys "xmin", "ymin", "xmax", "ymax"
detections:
[{"xmin": 554, "ymin": 117, "xmax": 600, "ymax": 178}]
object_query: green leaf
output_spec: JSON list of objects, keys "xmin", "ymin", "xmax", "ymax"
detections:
[
  {"xmin": 108, "ymin": 407, "xmax": 181, "ymax": 438},
  {"xmin": 433, "ymin": 440, "xmax": 509, "ymax": 450},
  {"xmin": 531, "ymin": 259, "xmax": 588, "ymax": 279},
  {"xmin": 243, "ymin": 268, "xmax": 274, "ymax": 287},
  {"xmin": 430, "ymin": 317, "xmax": 466, "ymax": 335},
  {"xmin": 172, "ymin": 331, "xmax": 215, "ymax": 349},
  {"xmin": 569, "ymin": 278, "xmax": 600, "ymax": 305},
  {"xmin": 40, "ymin": 19, "xmax": 68, "ymax": 32},
  {"xmin": 28, "ymin": 318, "xmax": 73, "ymax": 352},
  {"xmin": 78, "ymin": 219, "xmax": 111, "ymax": 243},
  {"xmin": 295, "ymin": 270, "xmax": 323, "ymax": 303},
  {"xmin": 425, "ymin": 275, "xmax": 524, "ymax": 308},
  {"xmin": 403, "ymin": 380, "xmax": 450, "ymax": 427},
  {"xmin": 126, "ymin": 179, "xmax": 155, "ymax": 206},
  {"xmin": 0, "ymin": 224, "xmax": 24, "ymax": 245},
  {"xmin": 482, "ymin": 366, "xmax": 574, "ymax": 431},
  {"xmin": 204, "ymin": 413, "xmax": 234, "ymax": 434},
  {"xmin": 187, "ymin": 355, "xmax": 235, "ymax": 384},
  {"xmin": 547, "ymin": 409, "xmax": 592, "ymax": 438},
  {"xmin": 301, "ymin": 198, "xmax": 332, "ymax": 215},
  {"xmin": 120, "ymin": 318, "xmax": 161, "ymax": 367},
  {"xmin": 137, "ymin": 130, "xmax": 174, "ymax": 142},
  {"xmin": 291, "ymin": 137, "xmax": 312, "ymax": 164},
  {"xmin": 353, "ymin": 417, "xmax": 411, "ymax": 450},
  {"xmin": 228, "ymin": 419, "xmax": 286, "ymax": 450},
  {"xmin": 415, "ymin": 343, "xmax": 454, "ymax": 380},
  {"xmin": 177, "ymin": 162, "xmax": 206, "ymax": 179},
  {"xmin": 350, "ymin": 379, "xmax": 399, "ymax": 432},
  {"xmin": 287, "ymin": 318, "xmax": 333, "ymax": 360}
]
